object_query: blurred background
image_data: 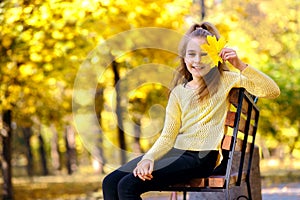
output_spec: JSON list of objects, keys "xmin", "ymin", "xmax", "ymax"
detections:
[{"xmin": 0, "ymin": 0, "xmax": 299, "ymax": 199}]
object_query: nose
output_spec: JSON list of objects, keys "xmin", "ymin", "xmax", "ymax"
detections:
[{"xmin": 194, "ymin": 54, "xmax": 201, "ymax": 63}]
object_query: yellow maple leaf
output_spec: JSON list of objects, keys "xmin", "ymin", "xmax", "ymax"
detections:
[{"xmin": 201, "ymin": 35, "xmax": 227, "ymax": 66}]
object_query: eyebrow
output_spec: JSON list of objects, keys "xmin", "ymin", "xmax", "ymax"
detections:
[{"xmin": 186, "ymin": 50, "xmax": 207, "ymax": 55}]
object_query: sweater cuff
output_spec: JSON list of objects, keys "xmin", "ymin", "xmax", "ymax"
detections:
[
  {"xmin": 240, "ymin": 64, "xmax": 254, "ymax": 75},
  {"xmin": 139, "ymin": 154, "xmax": 154, "ymax": 163}
]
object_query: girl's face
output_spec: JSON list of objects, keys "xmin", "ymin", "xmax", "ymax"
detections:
[{"xmin": 184, "ymin": 37, "xmax": 213, "ymax": 78}]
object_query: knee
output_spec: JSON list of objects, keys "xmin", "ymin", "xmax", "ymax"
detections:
[
  {"xmin": 102, "ymin": 172, "xmax": 116, "ymax": 191},
  {"xmin": 102, "ymin": 175, "xmax": 110, "ymax": 192},
  {"xmin": 117, "ymin": 175, "xmax": 130, "ymax": 193},
  {"xmin": 117, "ymin": 174, "xmax": 141, "ymax": 196},
  {"xmin": 102, "ymin": 172, "xmax": 120, "ymax": 200}
]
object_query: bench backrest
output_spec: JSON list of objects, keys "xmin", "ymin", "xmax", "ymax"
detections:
[
  {"xmin": 166, "ymin": 88, "xmax": 260, "ymax": 200},
  {"xmin": 222, "ymin": 88, "xmax": 259, "ymax": 187}
]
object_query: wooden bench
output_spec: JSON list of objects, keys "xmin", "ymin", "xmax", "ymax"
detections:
[{"xmin": 154, "ymin": 88, "xmax": 260, "ymax": 200}]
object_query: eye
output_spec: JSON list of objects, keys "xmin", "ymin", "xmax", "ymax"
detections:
[
  {"xmin": 200, "ymin": 52, "xmax": 208, "ymax": 57},
  {"xmin": 187, "ymin": 53, "xmax": 196, "ymax": 56}
]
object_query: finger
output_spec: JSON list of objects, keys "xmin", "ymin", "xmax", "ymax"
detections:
[
  {"xmin": 220, "ymin": 48, "xmax": 232, "ymax": 55},
  {"xmin": 148, "ymin": 162, "xmax": 154, "ymax": 174},
  {"xmin": 133, "ymin": 168, "xmax": 138, "ymax": 177},
  {"xmin": 226, "ymin": 54, "xmax": 237, "ymax": 61},
  {"xmin": 225, "ymin": 53, "xmax": 237, "ymax": 61},
  {"xmin": 141, "ymin": 164, "xmax": 150, "ymax": 175},
  {"xmin": 147, "ymin": 174, "xmax": 153, "ymax": 179},
  {"xmin": 143, "ymin": 174, "xmax": 153, "ymax": 180},
  {"xmin": 134, "ymin": 167, "xmax": 143, "ymax": 177},
  {"xmin": 142, "ymin": 167, "xmax": 148, "ymax": 176},
  {"xmin": 223, "ymin": 48, "xmax": 235, "ymax": 53},
  {"xmin": 220, "ymin": 48, "xmax": 236, "ymax": 58},
  {"xmin": 139, "ymin": 174, "xmax": 153, "ymax": 181},
  {"xmin": 223, "ymin": 52, "xmax": 236, "ymax": 61},
  {"xmin": 137, "ymin": 174, "xmax": 146, "ymax": 181},
  {"xmin": 220, "ymin": 50, "xmax": 229, "ymax": 59}
]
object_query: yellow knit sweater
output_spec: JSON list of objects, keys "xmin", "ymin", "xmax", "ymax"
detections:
[{"xmin": 141, "ymin": 66, "xmax": 280, "ymax": 163}]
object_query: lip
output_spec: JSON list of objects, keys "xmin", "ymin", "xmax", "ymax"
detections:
[{"xmin": 192, "ymin": 66, "xmax": 205, "ymax": 69}]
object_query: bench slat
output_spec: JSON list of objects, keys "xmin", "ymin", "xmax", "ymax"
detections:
[
  {"xmin": 225, "ymin": 111, "xmax": 246, "ymax": 132},
  {"xmin": 229, "ymin": 89, "xmax": 257, "ymax": 120},
  {"xmin": 222, "ymin": 135, "xmax": 252, "ymax": 152},
  {"xmin": 225, "ymin": 111, "xmax": 255, "ymax": 135},
  {"xmin": 171, "ymin": 171, "xmax": 248, "ymax": 189},
  {"xmin": 208, "ymin": 176, "xmax": 226, "ymax": 187}
]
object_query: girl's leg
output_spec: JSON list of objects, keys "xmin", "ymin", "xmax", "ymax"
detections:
[
  {"xmin": 117, "ymin": 149, "xmax": 218, "ymax": 200},
  {"xmin": 102, "ymin": 156, "xmax": 143, "ymax": 200},
  {"xmin": 102, "ymin": 170, "xmax": 129, "ymax": 200}
]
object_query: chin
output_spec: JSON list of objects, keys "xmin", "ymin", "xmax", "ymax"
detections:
[{"xmin": 198, "ymin": 70, "xmax": 210, "ymax": 77}]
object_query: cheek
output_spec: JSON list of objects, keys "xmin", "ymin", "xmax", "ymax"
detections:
[{"xmin": 184, "ymin": 57, "xmax": 191, "ymax": 66}]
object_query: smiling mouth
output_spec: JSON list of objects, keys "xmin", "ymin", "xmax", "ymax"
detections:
[{"xmin": 192, "ymin": 66, "xmax": 205, "ymax": 69}]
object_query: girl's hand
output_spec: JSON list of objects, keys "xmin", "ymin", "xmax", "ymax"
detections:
[
  {"xmin": 133, "ymin": 159, "xmax": 154, "ymax": 181},
  {"xmin": 219, "ymin": 48, "xmax": 248, "ymax": 71}
]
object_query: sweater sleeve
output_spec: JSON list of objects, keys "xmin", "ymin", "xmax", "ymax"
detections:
[
  {"xmin": 141, "ymin": 91, "xmax": 182, "ymax": 162},
  {"xmin": 238, "ymin": 65, "xmax": 280, "ymax": 98}
]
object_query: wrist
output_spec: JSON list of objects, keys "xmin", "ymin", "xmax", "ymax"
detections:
[{"xmin": 238, "ymin": 62, "xmax": 248, "ymax": 71}]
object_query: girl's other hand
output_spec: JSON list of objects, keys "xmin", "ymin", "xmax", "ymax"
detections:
[
  {"xmin": 220, "ymin": 48, "xmax": 247, "ymax": 71},
  {"xmin": 133, "ymin": 159, "xmax": 154, "ymax": 181}
]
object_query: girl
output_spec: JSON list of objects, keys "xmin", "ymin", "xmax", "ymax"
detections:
[{"xmin": 102, "ymin": 22, "xmax": 280, "ymax": 200}]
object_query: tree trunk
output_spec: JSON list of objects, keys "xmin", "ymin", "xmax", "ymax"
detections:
[
  {"xmin": 21, "ymin": 127, "xmax": 33, "ymax": 176},
  {"xmin": 289, "ymin": 121, "xmax": 300, "ymax": 156},
  {"xmin": 133, "ymin": 118, "xmax": 142, "ymax": 153},
  {"xmin": 50, "ymin": 124, "xmax": 61, "ymax": 172},
  {"xmin": 112, "ymin": 60, "xmax": 127, "ymax": 164},
  {"xmin": 65, "ymin": 125, "xmax": 77, "ymax": 175},
  {"xmin": 38, "ymin": 130, "xmax": 48, "ymax": 175},
  {"xmin": 1, "ymin": 110, "xmax": 13, "ymax": 200},
  {"xmin": 200, "ymin": 0, "xmax": 205, "ymax": 20},
  {"xmin": 93, "ymin": 87, "xmax": 105, "ymax": 173}
]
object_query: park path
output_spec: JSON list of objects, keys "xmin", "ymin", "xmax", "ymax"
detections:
[
  {"xmin": 142, "ymin": 182, "xmax": 300, "ymax": 200},
  {"xmin": 261, "ymin": 182, "xmax": 300, "ymax": 200}
]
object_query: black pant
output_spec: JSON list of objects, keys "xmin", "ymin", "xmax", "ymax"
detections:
[{"xmin": 102, "ymin": 148, "xmax": 218, "ymax": 200}]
